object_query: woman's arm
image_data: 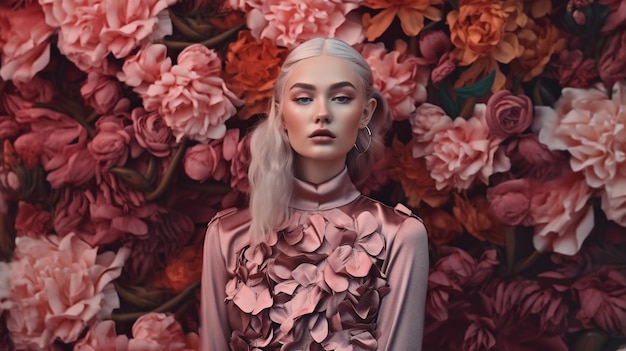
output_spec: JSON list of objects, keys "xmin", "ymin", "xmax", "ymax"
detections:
[
  {"xmin": 200, "ymin": 218, "xmax": 231, "ymax": 351},
  {"xmin": 376, "ymin": 216, "xmax": 429, "ymax": 351}
]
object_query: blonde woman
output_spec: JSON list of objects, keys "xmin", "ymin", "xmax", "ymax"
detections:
[{"xmin": 201, "ymin": 37, "xmax": 428, "ymax": 351}]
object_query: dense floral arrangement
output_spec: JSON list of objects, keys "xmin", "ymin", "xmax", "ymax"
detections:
[{"xmin": 0, "ymin": 0, "xmax": 625, "ymax": 349}]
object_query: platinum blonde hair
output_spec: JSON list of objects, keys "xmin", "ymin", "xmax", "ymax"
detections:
[{"xmin": 248, "ymin": 37, "xmax": 391, "ymax": 244}]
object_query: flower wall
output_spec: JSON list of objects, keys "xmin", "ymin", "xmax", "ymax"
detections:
[{"xmin": 0, "ymin": 0, "xmax": 625, "ymax": 350}]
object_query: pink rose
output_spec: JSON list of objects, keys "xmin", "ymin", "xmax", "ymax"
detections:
[
  {"xmin": 0, "ymin": 4, "xmax": 53, "ymax": 82},
  {"xmin": 530, "ymin": 172, "xmax": 595, "ymax": 255},
  {"xmin": 74, "ymin": 320, "xmax": 129, "ymax": 351},
  {"xmin": 88, "ymin": 115, "xmax": 132, "ymax": 174},
  {"xmin": 360, "ymin": 41, "xmax": 428, "ymax": 120},
  {"xmin": 81, "ymin": 70, "xmax": 128, "ymax": 114},
  {"xmin": 573, "ymin": 268, "xmax": 626, "ymax": 334},
  {"xmin": 0, "ymin": 76, "xmax": 55, "ymax": 117},
  {"xmin": 143, "ymin": 44, "xmax": 242, "ymax": 143},
  {"xmin": 1, "ymin": 233, "xmax": 129, "ymax": 350},
  {"xmin": 485, "ymin": 90, "xmax": 533, "ymax": 138},
  {"xmin": 505, "ymin": 134, "xmax": 569, "ymax": 181},
  {"xmin": 536, "ymin": 82, "xmax": 626, "ymax": 226},
  {"xmin": 247, "ymin": 0, "xmax": 363, "ymax": 48},
  {"xmin": 229, "ymin": 132, "xmax": 252, "ymax": 193},
  {"xmin": 487, "ymin": 178, "xmax": 535, "ymax": 227},
  {"xmin": 128, "ymin": 313, "xmax": 198, "ymax": 351},
  {"xmin": 131, "ymin": 107, "xmax": 175, "ymax": 158},
  {"xmin": 431, "ymin": 53, "xmax": 456, "ymax": 85},
  {"xmin": 409, "ymin": 103, "xmax": 453, "ymax": 148},
  {"xmin": 415, "ymin": 104, "xmax": 511, "ymax": 191},
  {"xmin": 599, "ymin": 30, "xmax": 626, "ymax": 87},
  {"xmin": 117, "ymin": 43, "xmax": 172, "ymax": 95},
  {"xmin": 14, "ymin": 201, "xmax": 51, "ymax": 237},
  {"xmin": 183, "ymin": 143, "xmax": 226, "ymax": 183},
  {"xmin": 99, "ymin": 0, "xmax": 175, "ymax": 59},
  {"xmin": 418, "ymin": 30, "xmax": 451, "ymax": 65}
]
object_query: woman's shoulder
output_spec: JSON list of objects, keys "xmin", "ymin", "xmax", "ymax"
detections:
[
  {"xmin": 354, "ymin": 196, "xmax": 427, "ymax": 244},
  {"xmin": 205, "ymin": 207, "xmax": 253, "ymax": 268}
]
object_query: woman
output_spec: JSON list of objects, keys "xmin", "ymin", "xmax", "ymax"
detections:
[{"xmin": 201, "ymin": 37, "xmax": 428, "ymax": 350}]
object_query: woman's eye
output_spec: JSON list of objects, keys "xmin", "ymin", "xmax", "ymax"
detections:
[
  {"xmin": 295, "ymin": 97, "xmax": 312, "ymax": 104},
  {"xmin": 333, "ymin": 96, "xmax": 352, "ymax": 104}
]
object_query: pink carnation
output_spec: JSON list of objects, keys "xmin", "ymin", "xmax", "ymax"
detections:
[
  {"xmin": 409, "ymin": 103, "xmax": 453, "ymax": 147},
  {"xmin": 536, "ymin": 82, "xmax": 626, "ymax": 226},
  {"xmin": 128, "ymin": 313, "xmax": 198, "ymax": 351},
  {"xmin": 247, "ymin": 0, "xmax": 363, "ymax": 48},
  {"xmin": 74, "ymin": 320, "xmax": 129, "ymax": 351},
  {"xmin": 530, "ymin": 172, "xmax": 595, "ymax": 255},
  {"xmin": 117, "ymin": 43, "xmax": 172, "ymax": 95},
  {"xmin": 573, "ymin": 268, "xmax": 626, "ymax": 334},
  {"xmin": 0, "ymin": 4, "xmax": 53, "ymax": 82},
  {"xmin": 99, "ymin": 0, "xmax": 175, "ymax": 59},
  {"xmin": 415, "ymin": 104, "xmax": 511, "ymax": 191},
  {"xmin": 0, "ymin": 233, "xmax": 129, "ymax": 350},
  {"xmin": 143, "ymin": 44, "xmax": 242, "ymax": 143},
  {"xmin": 359, "ymin": 41, "xmax": 428, "ymax": 120}
]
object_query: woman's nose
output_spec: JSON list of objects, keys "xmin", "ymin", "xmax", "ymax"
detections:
[{"xmin": 314, "ymin": 99, "xmax": 331, "ymax": 124}]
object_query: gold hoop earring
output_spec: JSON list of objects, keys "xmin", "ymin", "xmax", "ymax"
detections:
[{"xmin": 353, "ymin": 125, "xmax": 372, "ymax": 155}]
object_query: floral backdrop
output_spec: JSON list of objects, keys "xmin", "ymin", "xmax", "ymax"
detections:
[{"xmin": 0, "ymin": 0, "xmax": 625, "ymax": 350}]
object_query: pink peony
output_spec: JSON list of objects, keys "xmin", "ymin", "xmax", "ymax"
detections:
[
  {"xmin": 0, "ymin": 76, "xmax": 55, "ymax": 117},
  {"xmin": 117, "ymin": 43, "xmax": 172, "ymax": 95},
  {"xmin": 128, "ymin": 313, "xmax": 198, "ymax": 351},
  {"xmin": 486, "ymin": 178, "xmax": 534, "ymax": 226},
  {"xmin": 81, "ymin": 70, "xmax": 128, "ymax": 114},
  {"xmin": 409, "ymin": 102, "xmax": 453, "ymax": 146},
  {"xmin": 0, "ymin": 4, "xmax": 54, "ymax": 82},
  {"xmin": 130, "ymin": 107, "xmax": 175, "ymax": 158},
  {"xmin": 246, "ymin": 0, "xmax": 363, "ymax": 48},
  {"xmin": 143, "ymin": 44, "xmax": 242, "ymax": 143},
  {"xmin": 14, "ymin": 201, "xmax": 51, "ymax": 237},
  {"xmin": 485, "ymin": 90, "xmax": 533, "ymax": 138},
  {"xmin": 530, "ymin": 172, "xmax": 595, "ymax": 255},
  {"xmin": 1, "ymin": 233, "xmax": 129, "ymax": 350},
  {"xmin": 359, "ymin": 41, "xmax": 428, "ymax": 120},
  {"xmin": 414, "ymin": 104, "xmax": 511, "ymax": 191},
  {"xmin": 572, "ymin": 268, "xmax": 626, "ymax": 334},
  {"xmin": 88, "ymin": 114, "xmax": 132, "ymax": 174},
  {"xmin": 599, "ymin": 30, "xmax": 626, "ymax": 88},
  {"xmin": 74, "ymin": 320, "xmax": 129, "ymax": 351},
  {"xmin": 536, "ymin": 82, "xmax": 626, "ymax": 226},
  {"xmin": 505, "ymin": 134, "xmax": 570, "ymax": 181},
  {"xmin": 99, "ymin": 0, "xmax": 175, "ymax": 59}
]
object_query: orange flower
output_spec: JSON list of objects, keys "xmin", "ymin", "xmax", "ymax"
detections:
[
  {"xmin": 224, "ymin": 30, "xmax": 287, "ymax": 119},
  {"xmin": 154, "ymin": 244, "xmax": 203, "ymax": 293},
  {"xmin": 447, "ymin": 0, "xmax": 526, "ymax": 66},
  {"xmin": 511, "ymin": 17, "xmax": 567, "ymax": 81},
  {"xmin": 388, "ymin": 137, "xmax": 450, "ymax": 208},
  {"xmin": 418, "ymin": 204, "xmax": 463, "ymax": 246},
  {"xmin": 452, "ymin": 192, "xmax": 505, "ymax": 246},
  {"xmin": 362, "ymin": 0, "xmax": 444, "ymax": 41},
  {"xmin": 524, "ymin": 0, "xmax": 552, "ymax": 18}
]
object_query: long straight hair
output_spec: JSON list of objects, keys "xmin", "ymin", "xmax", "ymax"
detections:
[{"xmin": 248, "ymin": 38, "xmax": 391, "ymax": 244}]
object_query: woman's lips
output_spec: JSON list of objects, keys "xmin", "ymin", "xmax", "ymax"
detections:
[{"xmin": 309, "ymin": 129, "xmax": 336, "ymax": 143}]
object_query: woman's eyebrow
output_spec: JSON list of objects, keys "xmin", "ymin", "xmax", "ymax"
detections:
[{"xmin": 288, "ymin": 81, "xmax": 357, "ymax": 91}]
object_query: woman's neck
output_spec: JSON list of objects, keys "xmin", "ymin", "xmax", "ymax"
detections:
[{"xmin": 294, "ymin": 158, "xmax": 346, "ymax": 184}]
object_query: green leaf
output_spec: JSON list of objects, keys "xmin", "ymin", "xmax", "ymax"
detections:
[
  {"xmin": 439, "ymin": 83, "xmax": 458, "ymax": 117},
  {"xmin": 453, "ymin": 70, "xmax": 496, "ymax": 99}
]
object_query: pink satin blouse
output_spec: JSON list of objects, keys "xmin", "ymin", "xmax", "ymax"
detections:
[{"xmin": 200, "ymin": 168, "xmax": 429, "ymax": 350}]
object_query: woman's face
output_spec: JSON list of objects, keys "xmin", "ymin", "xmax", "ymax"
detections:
[{"xmin": 281, "ymin": 55, "xmax": 376, "ymax": 178}]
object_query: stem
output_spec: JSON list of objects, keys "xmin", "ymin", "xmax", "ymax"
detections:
[
  {"xmin": 145, "ymin": 139, "xmax": 188, "ymax": 201},
  {"xmin": 159, "ymin": 24, "xmax": 245, "ymax": 50}
]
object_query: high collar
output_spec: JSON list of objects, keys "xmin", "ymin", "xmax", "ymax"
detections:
[{"xmin": 290, "ymin": 167, "xmax": 361, "ymax": 211}]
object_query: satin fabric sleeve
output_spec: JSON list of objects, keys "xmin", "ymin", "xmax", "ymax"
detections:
[
  {"xmin": 200, "ymin": 218, "xmax": 231, "ymax": 351},
  {"xmin": 376, "ymin": 216, "xmax": 429, "ymax": 351}
]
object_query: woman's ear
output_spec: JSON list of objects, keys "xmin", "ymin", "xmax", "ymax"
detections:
[{"xmin": 360, "ymin": 97, "xmax": 377, "ymax": 128}]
